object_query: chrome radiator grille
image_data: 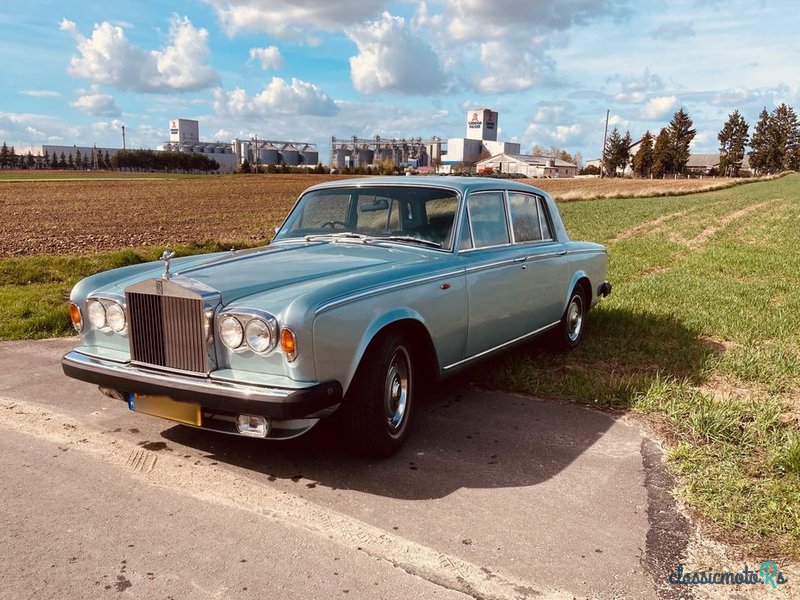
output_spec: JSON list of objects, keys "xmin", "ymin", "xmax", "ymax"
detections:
[{"xmin": 126, "ymin": 289, "xmax": 208, "ymax": 373}]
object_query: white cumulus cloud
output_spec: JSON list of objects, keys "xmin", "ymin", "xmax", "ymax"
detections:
[
  {"xmin": 61, "ymin": 15, "xmax": 219, "ymax": 93},
  {"xmin": 249, "ymin": 46, "xmax": 283, "ymax": 70},
  {"xmin": 641, "ymin": 95, "xmax": 678, "ymax": 120},
  {"xmin": 348, "ymin": 12, "xmax": 446, "ymax": 95},
  {"xmin": 213, "ymin": 77, "xmax": 339, "ymax": 117},
  {"xmin": 203, "ymin": 0, "xmax": 385, "ymax": 37},
  {"xmin": 71, "ymin": 89, "xmax": 121, "ymax": 117}
]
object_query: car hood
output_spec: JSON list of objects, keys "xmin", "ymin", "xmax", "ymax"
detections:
[{"xmin": 105, "ymin": 241, "xmax": 442, "ymax": 304}]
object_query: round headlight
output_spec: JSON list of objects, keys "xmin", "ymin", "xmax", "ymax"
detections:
[
  {"xmin": 106, "ymin": 302, "xmax": 126, "ymax": 332},
  {"xmin": 87, "ymin": 300, "xmax": 107, "ymax": 329},
  {"xmin": 245, "ymin": 318, "xmax": 273, "ymax": 353},
  {"xmin": 219, "ymin": 315, "xmax": 244, "ymax": 349}
]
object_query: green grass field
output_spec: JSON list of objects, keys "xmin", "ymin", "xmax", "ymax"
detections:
[{"xmin": 1, "ymin": 173, "xmax": 798, "ymax": 557}]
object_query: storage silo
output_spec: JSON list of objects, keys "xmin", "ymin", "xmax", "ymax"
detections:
[
  {"xmin": 281, "ymin": 144, "xmax": 300, "ymax": 166},
  {"xmin": 259, "ymin": 144, "xmax": 279, "ymax": 165},
  {"xmin": 357, "ymin": 147, "xmax": 374, "ymax": 167},
  {"xmin": 300, "ymin": 145, "xmax": 318, "ymax": 165},
  {"xmin": 334, "ymin": 148, "xmax": 348, "ymax": 168}
]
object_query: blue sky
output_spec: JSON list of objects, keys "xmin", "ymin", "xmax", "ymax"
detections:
[{"xmin": 1, "ymin": 0, "xmax": 798, "ymax": 163}]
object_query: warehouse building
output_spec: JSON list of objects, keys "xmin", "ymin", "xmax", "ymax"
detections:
[{"xmin": 476, "ymin": 153, "xmax": 577, "ymax": 178}]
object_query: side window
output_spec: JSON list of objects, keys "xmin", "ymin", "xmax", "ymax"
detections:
[
  {"xmin": 457, "ymin": 204, "xmax": 473, "ymax": 250},
  {"xmin": 467, "ymin": 192, "xmax": 510, "ymax": 248},
  {"xmin": 508, "ymin": 192, "xmax": 542, "ymax": 242},
  {"xmin": 538, "ymin": 197, "xmax": 553, "ymax": 240}
]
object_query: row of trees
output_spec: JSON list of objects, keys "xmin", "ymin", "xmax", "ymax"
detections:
[
  {"xmin": 603, "ymin": 108, "xmax": 697, "ymax": 178},
  {"xmin": 602, "ymin": 103, "xmax": 800, "ymax": 178},
  {"xmin": 0, "ymin": 144, "xmax": 116, "ymax": 170},
  {"xmin": 0, "ymin": 144, "xmax": 220, "ymax": 173},
  {"xmin": 111, "ymin": 149, "xmax": 219, "ymax": 173}
]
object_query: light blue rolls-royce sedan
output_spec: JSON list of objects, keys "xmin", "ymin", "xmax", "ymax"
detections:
[{"xmin": 62, "ymin": 177, "xmax": 611, "ymax": 457}]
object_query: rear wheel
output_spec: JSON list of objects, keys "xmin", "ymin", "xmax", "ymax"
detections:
[
  {"xmin": 549, "ymin": 287, "xmax": 586, "ymax": 352},
  {"xmin": 344, "ymin": 331, "xmax": 415, "ymax": 457}
]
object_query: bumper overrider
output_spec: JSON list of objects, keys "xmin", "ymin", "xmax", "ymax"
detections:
[{"xmin": 61, "ymin": 350, "xmax": 343, "ymax": 437}]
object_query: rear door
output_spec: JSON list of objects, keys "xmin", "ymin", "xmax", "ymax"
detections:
[{"xmin": 460, "ymin": 190, "xmax": 532, "ymax": 356}]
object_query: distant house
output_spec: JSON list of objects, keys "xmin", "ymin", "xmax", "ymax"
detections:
[
  {"xmin": 686, "ymin": 153, "xmax": 752, "ymax": 176},
  {"xmin": 475, "ymin": 153, "xmax": 577, "ymax": 178}
]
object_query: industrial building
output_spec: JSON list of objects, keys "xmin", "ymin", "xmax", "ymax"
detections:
[
  {"xmin": 329, "ymin": 136, "xmax": 440, "ymax": 169},
  {"xmin": 157, "ymin": 119, "xmax": 319, "ymax": 173},
  {"xmin": 439, "ymin": 109, "xmax": 520, "ymax": 172}
]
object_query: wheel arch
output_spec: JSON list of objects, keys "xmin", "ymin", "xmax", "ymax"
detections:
[
  {"xmin": 344, "ymin": 311, "xmax": 439, "ymax": 396},
  {"xmin": 564, "ymin": 271, "xmax": 593, "ymax": 311}
]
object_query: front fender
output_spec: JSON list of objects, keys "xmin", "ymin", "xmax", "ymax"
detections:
[{"xmin": 315, "ymin": 307, "xmax": 428, "ymax": 395}]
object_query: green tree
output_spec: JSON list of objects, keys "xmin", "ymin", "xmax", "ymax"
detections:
[
  {"xmin": 25, "ymin": 151, "xmax": 35, "ymax": 169},
  {"xmin": 667, "ymin": 107, "xmax": 696, "ymax": 174},
  {"xmin": 771, "ymin": 103, "xmax": 800, "ymax": 171},
  {"xmin": 603, "ymin": 128, "xmax": 631, "ymax": 177},
  {"xmin": 748, "ymin": 108, "xmax": 772, "ymax": 174},
  {"xmin": 0, "ymin": 142, "xmax": 8, "ymax": 169},
  {"xmin": 717, "ymin": 110, "xmax": 749, "ymax": 177},
  {"xmin": 239, "ymin": 159, "xmax": 252, "ymax": 174},
  {"xmin": 652, "ymin": 129, "xmax": 673, "ymax": 178},
  {"xmin": 632, "ymin": 130, "xmax": 654, "ymax": 178},
  {"xmin": 75, "ymin": 149, "xmax": 82, "ymax": 170},
  {"xmin": 8, "ymin": 145, "xmax": 17, "ymax": 169}
]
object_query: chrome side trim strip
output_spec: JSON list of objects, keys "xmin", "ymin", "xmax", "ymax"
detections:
[
  {"xmin": 315, "ymin": 269, "xmax": 465, "ymax": 315},
  {"xmin": 442, "ymin": 320, "xmax": 560, "ymax": 371}
]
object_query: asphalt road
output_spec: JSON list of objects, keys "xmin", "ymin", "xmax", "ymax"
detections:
[{"xmin": 0, "ymin": 338, "xmax": 692, "ymax": 599}]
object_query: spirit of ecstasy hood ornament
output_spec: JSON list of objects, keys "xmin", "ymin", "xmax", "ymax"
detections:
[{"xmin": 160, "ymin": 249, "xmax": 176, "ymax": 280}]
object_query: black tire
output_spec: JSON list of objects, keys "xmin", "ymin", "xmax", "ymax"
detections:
[
  {"xmin": 549, "ymin": 287, "xmax": 587, "ymax": 352},
  {"xmin": 343, "ymin": 331, "xmax": 415, "ymax": 458}
]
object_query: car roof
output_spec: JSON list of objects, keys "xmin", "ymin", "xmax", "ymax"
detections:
[{"xmin": 302, "ymin": 176, "xmax": 550, "ymax": 197}]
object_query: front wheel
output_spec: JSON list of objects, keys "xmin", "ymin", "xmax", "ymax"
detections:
[
  {"xmin": 344, "ymin": 332, "xmax": 415, "ymax": 457},
  {"xmin": 549, "ymin": 287, "xmax": 586, "ymax": 352}
]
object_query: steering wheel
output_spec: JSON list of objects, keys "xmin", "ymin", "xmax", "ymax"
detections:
[{"xmin": 321, "ymin": 220, "xmax": 348, "ymax": 228}]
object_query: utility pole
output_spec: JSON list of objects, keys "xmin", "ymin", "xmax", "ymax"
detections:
[
  {"xmin": 121, "ymin": 125, "xmax": 126, "ymax": 150},
  {"xmin": 600, "ymin": 109, "xmax": 609, "ymax": 178}
]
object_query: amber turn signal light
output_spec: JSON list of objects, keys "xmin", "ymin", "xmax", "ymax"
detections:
[
  {"xmin": 280, "ymin": 328, "xmax": 297, "ymax": 362},
  {"xmin": 68, "ymin": 302, "xmax": 83, "ymax": 333}
]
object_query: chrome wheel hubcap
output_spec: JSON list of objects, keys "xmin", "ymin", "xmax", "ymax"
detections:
[
  {"xmin": 384, "ymin": 346, "xmax": 411, "ymax": 434},
  {"xmin": 567, "ymin": 296, "xmax": 583, "ymax": 343}
]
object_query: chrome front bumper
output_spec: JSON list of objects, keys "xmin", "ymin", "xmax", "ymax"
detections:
[{"xmin": 62, "ymin": 350, "xmax": 342, "ymax": 420}]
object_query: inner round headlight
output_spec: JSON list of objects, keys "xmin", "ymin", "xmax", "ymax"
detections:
[
  {"xmin": 87, "ymin": 300, "xmax": 107, "ymax": 329},
  {"xmin": 245, "ymin": 318, "xmax": 273, "ymax": 353},
  {"xmin": 106, "ymin": 302, "xmax": 126, "ymax": 332},
  {"xmin": 219, "ymin": 315, "xmax": 244, "ymax": 349}
]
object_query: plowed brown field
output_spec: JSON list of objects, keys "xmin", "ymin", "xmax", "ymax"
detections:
[{"xmin": 0, "ymin": 172, "xmax": 747, "ymax": 257}]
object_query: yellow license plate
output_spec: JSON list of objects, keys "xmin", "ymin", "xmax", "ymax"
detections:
[{"xmin": 133, "ymin": 394, "xmax": 202, "ymax": 426}]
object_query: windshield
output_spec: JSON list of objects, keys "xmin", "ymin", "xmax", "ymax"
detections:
[{"xmin": 274, "ymin": 186, "xmax": 460, "ymax": 251}]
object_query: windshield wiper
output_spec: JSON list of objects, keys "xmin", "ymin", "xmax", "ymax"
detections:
[
  {"xmin": 377, "ymin": 236, "xmax": 443, "ymax": 249},
  {"xmin": 304, "ymin": 232, "xmax": 372, "ymax": 243}
]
